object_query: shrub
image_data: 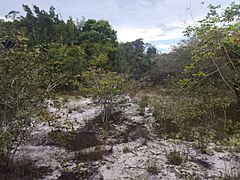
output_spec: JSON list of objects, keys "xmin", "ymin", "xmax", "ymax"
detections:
[
  {"xmin": 0, "ymin": 47, "xmax": 45, "ymax": 167},
  {"xmin": 123, "ymin": 146, "xmax": 130, "ymax": 153},
  {"xmin": 147, "ymin": 161, "xmax": 158, "ymax": 175},
  {"xmin": 81, "ymin": 67, "xmax": 128, "ymax": 123},
  {"xmin": 152, "ymin": 89, "xmax": 237, "ymax": 142},
  {"xmin": 166, "ymin": 149, "xmax": 186, "ymax": 166},
  {"xmin": 76, "ymin": 149, "xmax": 103, "ymax": 162}
]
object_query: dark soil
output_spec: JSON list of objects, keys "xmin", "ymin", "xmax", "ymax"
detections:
[
  {"xmin": 48, "ymin": 130, "xmax": 99, "ymax": 151},
  {"xmin": 0, "ymin": 158, "xmax": 52, "ymax": 180}
]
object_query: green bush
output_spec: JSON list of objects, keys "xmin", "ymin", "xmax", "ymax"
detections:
[
  {"xmin": 81, "ymin": 67, "xmax": 128, "ymax": 123},
  {"xmin": 0, "ymin": 47, "xmax": 45, "ymax": 167}
]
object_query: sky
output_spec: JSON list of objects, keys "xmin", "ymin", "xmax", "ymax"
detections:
[{"xmin": 0, "ymin": 0, "xmax": 236, "ymax": 52}]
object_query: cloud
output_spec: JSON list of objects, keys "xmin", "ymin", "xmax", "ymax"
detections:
[
  {"xmin": 117, "ymin": 27, "xmax": 162, "ymax": 42},
  {"xmin": 117, "ymin": 24, "xmax": 184, "ymax": 42},
  {"xmin": 155, "ymin": 44, "xmax": 171, "ymax": 50}
]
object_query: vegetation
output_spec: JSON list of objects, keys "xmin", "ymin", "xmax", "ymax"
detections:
[
  {"xmin": 150, "ymin": 2, "xmax": 240, "ymax": 146},
  {"xmin": 0, "ymin": 42, "xmax": 45, "ymax": 168},
  {"xmin": 147, "ymin": 161, "xmax": 159, "ymax": 175},
  {"xmin": 0, "ymin": 2, "xmax": 240, "ymax": 179},
  {"xmin": 183, "ymin": 2, "xmax": 240, "ymax": 104},
  {"xmin": 123, "ymin": 146, "xmax": 131, "ymax": 153},
  {"xmin": 81, "ymin": 67, "xmax": 127, "ymax": 123},
  {"xmin": 166, "ymin": 149, "xmax": 186, "ymax": 166}
]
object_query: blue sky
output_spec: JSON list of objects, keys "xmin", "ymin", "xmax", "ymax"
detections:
[{"xmin": 0, "ymin": 0, "xmax": 236, "ymax": 52}]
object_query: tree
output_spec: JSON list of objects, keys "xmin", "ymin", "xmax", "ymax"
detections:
[
  {"xmin": 151, "ymin": 40, "xmax": 193, "ymax": 83},
  {"xmin": 79, "ymin": 19, "xmax": 117, "ymax": 45},
  {"xmin": 118, "ymin": 39, "xmax": 156, "ymax": 80},
  {"xmin": 15, "ymin": 5, "xmax": 65, "ymax": 45},
  {"xmin": 37, "ymin": 43, "xmax": 88, "ymax": 91},
  {"xmin": 146, "ymin": 43, "xmax": 157, "ymax": 60},
  {"xmin": 183, "ymin": 2, "xmax": 240, "ymax": 106},
  {"xmin": 78, "ymin": 19, "xmax": 119, "ymax": 70}
]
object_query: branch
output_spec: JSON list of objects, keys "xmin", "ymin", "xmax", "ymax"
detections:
[
  {"xmin": 211, "ymin": 58, "xmax": 234, "ymax": 92},
  {"xmin": 223, "ymin": 45, "xmax": 239, "ymax": 78},
  {"xmin": 189, "ymin": 0, "xmax": 197, "ymax": 25},
  {"xmin": 204, "ymin": 61, "xmax": 230, "ymax": 77}
]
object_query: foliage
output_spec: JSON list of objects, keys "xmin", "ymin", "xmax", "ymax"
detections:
[
  {"xmin": 0, "ymin": 46, "xmax": 45, "ymax": 167},
  {"xmin": 152, "ymin": 2, "xmax": 240, "ymax": 145},
  {"xmin": 152, "ymin": 40, "xmax": 193, "ymax": 84},
  {"xmin": 37, "ymin": 43, "xmax": 87, "ymax": 91},
  {"xmin": 152, "ymin": 86, "xmax": 239, "ymax": 142},
  {"xmin": 81, "ymin": 68, "xmax": 127, "ymax": 122},
  {"xmin": 1, "ymin": 5, "xmax": 159, "ymax": 90},
  {"xmin": 79, "ymin": 19, "xmax": 117, "ymax": 45},
  {"xmin": 118, "ymin": 39, "xmax": 157, "ymax": 80},
  {"xmin": 18, "ymin": 5, "xmax": 63, "ymax": 45},
  {"xmin": 184, "ymin": 2, "xmax": 240, "ymax": 105}
]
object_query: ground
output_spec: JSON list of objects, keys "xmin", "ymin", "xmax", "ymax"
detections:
[{"xmin": 14, "ymin": 94, "xmax": 240, "ymax": 180}]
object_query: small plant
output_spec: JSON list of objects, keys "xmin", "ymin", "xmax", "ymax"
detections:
[
  {"xmin": 147, "ymin": 161, "xmax": 158, "ymax": 175},
  {"xmin": 139, "ymin": 127, "xmax": 149, "ymax": 146},
  {"xmin": 166, "ymin": 149, "xmax": 186, "ymax": 166},
  {"xmin": 123, "ymin": 146, "xmax": 131, "ymax": 153},
  {"xmin": 194, "ymin": 128, "xmax": 211, "ymax": 154},
  {"xmin": 53, "ymin": 100, "xmax": 62, "ymax": 110},
  {"xmin": 48, "ymin": 130, "xmax": 73, "ymax": 148},
  {"xmin": 141, "ymin": 138, "xmax": 148, "ymax": 146},
  {"xmin": 135, "ymin": 127, "xmax": 149, "ymax": 140},
  {"xmin": 139, "ymin": 95, "xmax": 148, "ymax": 116},
  {"xmin": 81, "ymin": 67, "xmax": 127, "ymax": 123}
]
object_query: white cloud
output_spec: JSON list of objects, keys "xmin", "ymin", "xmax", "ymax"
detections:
[
  {"xmin": 117, "ymin": 24, "xmax": 184, "ymax": 43},
  {"xmin": 117, "ymin": 27, "xmax": 162, "ymax": 42},
  {"xmin": 155, "ymin": 44, "xmax": 171, "ymax": 49}
]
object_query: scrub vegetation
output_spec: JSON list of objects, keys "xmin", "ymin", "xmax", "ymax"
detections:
[{"xmin": 0, "ymin": 2, "xmax": 240, "ymax": 179}]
